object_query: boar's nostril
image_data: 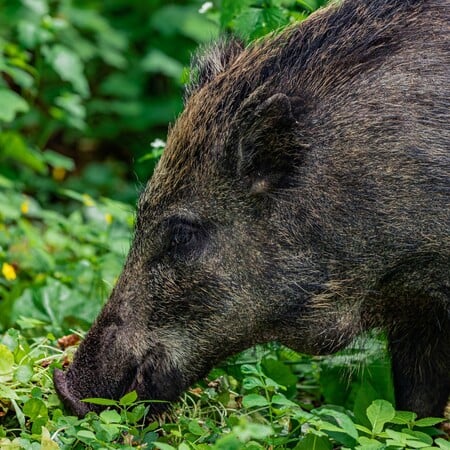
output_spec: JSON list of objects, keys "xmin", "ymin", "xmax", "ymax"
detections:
[{"xmin": 53, "ymin": 369, "xmax": 93, "ymax": 418}]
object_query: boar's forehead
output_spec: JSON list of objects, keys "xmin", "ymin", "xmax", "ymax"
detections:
[{"xmin": 142, "ymin": 81, "xmax": 252, "ymax": 210}]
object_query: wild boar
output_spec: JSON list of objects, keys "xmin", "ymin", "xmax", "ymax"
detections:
[{"xmin": 54, "ymin": 0, "xmax": 450, "ymax": 418}]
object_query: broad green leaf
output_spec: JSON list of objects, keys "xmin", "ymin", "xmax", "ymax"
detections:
[
  {"xmin": 242, "ymin": 393, "xmax": 269, "ymax": 408},
  {"xmin": 14, "ymin": 364, "xmax": 34, "ymax": 383},
  {"xmin": 42, "ymin": 44, "xmax": 89, "ymax": 97},
  {"xmin": 240, "ymin": 364, "xmax": 261, "ymax": 376},
  {"xmin": 316, "ymin": 407, "xmax": 358, "ymax": 447},
  {"xmin": 243, "ymin": 376, "xmax": 264, "ymax": 390},
  {"xmin": 42, "ymin": 150, "xmax": 75, "ymax": 171},
  {"xmin": 220, "ymin": 0, "xmax": 253, "ymax": 27},
  {"xmin": 391, "ymin": 410, "xmax": 417, "ymax": 425},
  {"xmin": 385, "ymin": 429, "xmax": 431, "ymax": 448},
  {"xmin": 213, "ymin": 434, "xmax": 242, "ymax": 450},
  {"xmin": 23, "ymin": 398, "xmax": 48, "ymax": 420},
  {"xmin": 414, "ymin": 417, "xmax": 444, "ymax": 427},
  {"xmin": 53, "ymin": 93, "xmax": 86, "ymax": 130},
  {"xmin": 82, "ymin": 397, "xmax": 118, "ymax": 406},
  {"xmin": 241, "ymin": 422, "xmax": 273, "ymax": 440},
  {"xmin": 366, "ymin": 399, "xmax": 395, "ymax": 434},
  {"xmin": 100, "ymin": 409, "xmax": 121, "ymax": 424},
  {"xmin": 0, "ymin": 89, "xmax": 29, "ymax": 122},
  {"xmin": 119, "ymin": 390, "xmax": 138, "ymax": 405},
  {"xmin": 436, "ymin": 438, "xmax": 450, "ymax": 449},
  {"xmin": 402, "ymin": 429, "xmax": 433, "ymax": 446},
  {"xmin": 0, "ymin": 344, "xmax": 14, "ymax": 375},
  {"xmin": 76, "ymin": 430, "xmax": 96, "ymax": 441},
  {"xmin": 271, "ymin": 393, "xmax": 299, "ymax": 407},
  {"xmin": 356, "ymin": 436, "xmax": 385, "ymax": 450},
  {"xmin": 262, "ymin": 357, "xmax": 298, "ymax": 395},
  {"xmin": 40, "ymin": 427, "xmax": 59, "ymax": 450},
  {"xmin": 0, "ymin": 384, "xmax": 19, "ymax": 400},
  {"xmin": 23, "ymin": 0, "xmax": 49, "ymax": 16},
  {"xmin": 153, "ymin": 443, "xmax": 176, "ymax": 450},
  {"xmin": 188, "ymin": 420, "xmax": 205, "ymax": 436},
  {"xmin": 141, "ymin": 49, "xmax": 184, "ymax": 81},
  {"xmin": 0, "ymin": 131, "xmax": 46, "ymax": 173},
  {"xmin": 295, "ymin": 433, "xmax": 333, "ymax": 450}
]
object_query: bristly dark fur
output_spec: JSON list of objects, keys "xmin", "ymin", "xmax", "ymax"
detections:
[
  {"xmin": 185, "ymin": 0, "xmax": 427, "ymax": 106},
  {"xmin": 184, "ymin": 37, "xmax": 244, "ymax": 101}
]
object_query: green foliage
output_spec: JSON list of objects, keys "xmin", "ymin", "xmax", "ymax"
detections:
[
  {"xmin": 0, "ymin": 332, "xmax": 447, "ymax": 449},
  {"xmin": 0, "ymin": 0, "xmax": 218, "ymax": 192},
  {"xmin": 0, "ymin": 184, "xmax": 133, "ymax": 334},
  {"xmin": 213, "ymin": 0, "xmax": 330, "ymax": 41}
]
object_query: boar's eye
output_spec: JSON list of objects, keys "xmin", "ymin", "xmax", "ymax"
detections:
[
  {"xmin": 166, "ymin": 218, "xmax": 206, "ymax": 261},
  {"xmin": 171, "ymin": 222, "xmax": 195, "ymax": 246}
]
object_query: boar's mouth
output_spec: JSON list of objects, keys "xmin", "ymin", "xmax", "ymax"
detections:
[
  {"xmin": 54, "ymin": 368, "xmax": 93, "ymax": 417},
  {"xmin": 53, "ymin": 352, "xmax": 186, "ymax": 418}
]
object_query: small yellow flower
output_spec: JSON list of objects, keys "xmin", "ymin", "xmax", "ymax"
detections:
[
  {"xmin": 20, "ymin": 201, "xmax": 29, "ymax": 215},
  {"xmin": 82, "ymin": 194, "xmax": 95, "ymax": 207},
  {"xmin": 2, "ymin": 262, "xmax": 17, "ymax": 281},
  {"xmin": 104, "ymin": 213, "xmax": 113, "ymax": 224},
  {"xmin": 52, "ymin": 167, "xmax": 66, "ymax": 181}
]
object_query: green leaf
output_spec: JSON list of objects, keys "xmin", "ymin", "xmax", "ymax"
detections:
[
  {"xmin": 0, "ymin": 384, "xmax": 19, "ymax": 400},
  {"xmin": 262, "ymin": 357, "xmax": 298, "ymax": 394},
  {"xmin": 356, "ymin": 436, "xmax": 385, "ymax": 450},
  {"xmin": 316, "ymin": 407, "xmax": 359, "ymax": 447},
  {"xmin": 271, "ymin": 393, "xmax": 299, "ymax": 407},
  {"xmin": 23, "ymin": 398, "xmax": 48, "ymax": 421},
  {"xmin": 436, "ymin": 438, "xmax": 450, "ymax": 449},
  {"xmin": 242, "ymin": 393, "xmax": 269, "ymax": 408},
  {"xmin": 390, "ymin": 410, "xmax": 417, "ymax": 425},
  {"xmin": 119, "ymin": 390, "xmax": 138, "ymax": 406},
  {"xmin": 141, "ymin": 49, "xmax": 184, "ymax": 81},
  {"xmin": 242, "ymin": 376, "xmax": 264, "ymax": 390},
  {"xmin": 366, "ymin": 400, "xmax": 395, "ymax": 434},
  {"xmin": 220, "ymin": 0, "xmax": 253, "ymax": 27},
  {"xmin": 414, "ymin": 417, "xmax": 444, "ymax": 427},
  {"xmin": 0, "ymin": 344, "xmax": 14, "ymax": 375},
  {"xmin": 153, "ymin": 443, "xmax": 177, "ymax": 450},
  {"xmin": 0, "ymin": 89, "xmax": 29, "ymax": 122},
  {"xmin": 42, "ymin": 150, "xmax": 75, "ymax": 171},
  {"xmin": 40, "ymin": 427, "xmax": 59, "ymax": 450},
  {"xmin": 53, "ymin": 93, "xmax": 86, "ymax": 130},
  {"xmin": 0, "ymin": 131, "xmax": 46, "ymax": 173},
  {"xmin": 82, "ymin": 397, "xmax": 118, "ymax": 406},
  {"xmin": 188, "ymin": 420, "xmax": 205, "ymax": 436},
  {"xmin": 240, "ymin": 364, "xmax": 261, "ymax": 376},
  {"xmin": 23, "ymin": 0, "xmax": 49, "ymax": 16},
  {"xmin": 76, "ymin": 430, "xmax": 96, "ymax": 441},
  {"xmin": 295, "ymin": 433, "xmax": 333, "ymax": 450},
  {"xmin": 42, "ymin": 44, "xmax": 89, "ymax": 97},
  {"xmin": 100, "ymin": 409, "xmax": 121, "ymax": 424},
  {"xmin": 385, "ymin": 429, "xmax": 431, "ymax": 448},
  {"xmin": 402, "ymin": 429, "xmax": 433, "ymax": 446},
  {"xmin": 14, "ymin": 364, "xmax": 34, "ymax": 383}
]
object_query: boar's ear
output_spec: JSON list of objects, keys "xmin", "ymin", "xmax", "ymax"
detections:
[
  {"xmin": 233, "ymin": 92, "xmax": 307, "ymax": 191},
  {"xmin": 185, "ymin": 38, "xmax": 244, "ymax": 100}
]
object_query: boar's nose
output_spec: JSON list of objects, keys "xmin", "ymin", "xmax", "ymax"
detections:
[{"xmin": 53, "ymin": 369, "xmax": 93, "ymax": 417}]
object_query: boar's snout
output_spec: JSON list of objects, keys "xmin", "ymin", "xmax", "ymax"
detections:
[
  {"xmin": 53, "ymin": 321, "xmax": 188, "ymax": 417},
  {"xmin": 54, "ymin": 368, "xmax": 93, "ymax": 417}
]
